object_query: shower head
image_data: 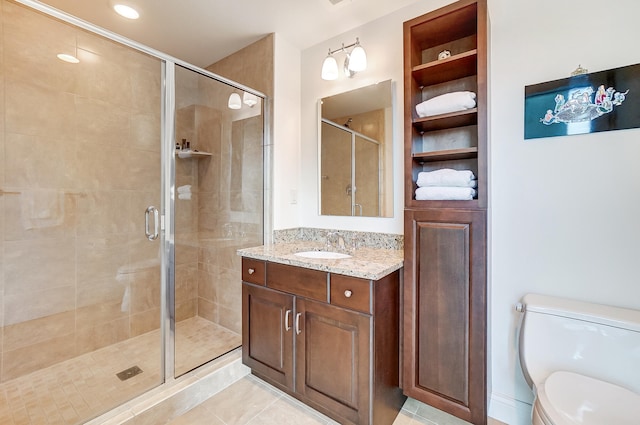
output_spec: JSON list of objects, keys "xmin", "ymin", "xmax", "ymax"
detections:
[{"xmin": 344, "ymin": 118, "xmax": 352, "ymax": 128}]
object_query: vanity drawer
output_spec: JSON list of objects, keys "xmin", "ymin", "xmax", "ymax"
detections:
[
  {"xmin": 242, "ymin": 258, "xmax": 265, "ymax": 286},
  {"xmin": 267, "ymin": 262, "xmax": 327, "ymax": 302},
  {"xmin": 330, "ymin": 274, "xmax": 372, "ymax": 314}
]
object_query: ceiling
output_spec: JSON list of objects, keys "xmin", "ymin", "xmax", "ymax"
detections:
[{"xmin": 36, "ymin": 0, "xmax": 425, "ymax": 68}]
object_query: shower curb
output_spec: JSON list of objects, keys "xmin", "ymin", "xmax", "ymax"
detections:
[{"xmin": 85, "ymin": 348, "xmax": 250, "ymax": 425}]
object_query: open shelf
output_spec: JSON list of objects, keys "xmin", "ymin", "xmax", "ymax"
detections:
[
  {"xmin": 412, "ymin": 50, "xmax": 478, "ymax": 87},
  {"xmin": 176, "ymin": 150, "xmax": 212, "ymax": 159},
  {"xmin": 413, "ymin": 108, "xmax": 477, "ymax": 132},
  {"xmin": 413, "ymin": 147, "xmax": 478, "ymax": 163}
]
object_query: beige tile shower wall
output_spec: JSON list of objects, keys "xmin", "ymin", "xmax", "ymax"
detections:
[
  {"xmin": 0, "ymin": 1, "xmax": 163, "ymax": 381},
  {"xmin": 200, "ymin": 36, "xmax": 273, "ymax": 333},
  {"xmin": 175, "ymin": 105, "xmax": 200, "ymax": 321}
]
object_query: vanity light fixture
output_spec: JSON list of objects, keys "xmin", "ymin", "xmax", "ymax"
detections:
[
  {"xmin": 321, "ymin": 38, "xmax": 367, "ymax": 80},
  {"xmin": 113, "ymin": 3, "xmax": 140, "ymax": 19},
  {"xmin": 228, "ymin": 93, "xmax": 242, "ymax": 110}
]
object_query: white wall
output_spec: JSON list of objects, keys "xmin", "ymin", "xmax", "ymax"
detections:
[
  {"xmin": 489, "ymin": 0, "xmax": 640, "ymax": 423},
  {"xmin": 286, "ymin": 0, "xmax": 640, "ymax": 423},
  {"xmin": 273, "ymin": 34, "xmax": 301, "ymax": 231},
  {"xmin": 298, "ymin": 0, "xmax": 453, "ymax": 234}
]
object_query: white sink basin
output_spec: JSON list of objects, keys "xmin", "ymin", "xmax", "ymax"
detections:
[{"xmin": 294, "ymin": 251, "xmax": 351, "ymax": 259}]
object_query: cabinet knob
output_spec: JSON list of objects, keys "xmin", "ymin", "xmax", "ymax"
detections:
[
  {"xmin": 344, "ymin": 290, "xmax": 353, "ymax": 298},
  {"xmin": 248, "ymin": 268, "xmax": 255, "ymax": 275}
]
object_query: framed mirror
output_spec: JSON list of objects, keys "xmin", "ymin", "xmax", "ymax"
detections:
[{"xmin": 318, "ymin": 80, "xmax": 393, "ymax": 217}]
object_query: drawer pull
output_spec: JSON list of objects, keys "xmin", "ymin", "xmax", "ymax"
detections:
[
  {"xmin": 344, "ymin": 290, "xmax": 353, "ymax": 298},
  {"xmin": 248, "ymin": 268, "xmax": 255, "ymax": 275},
  {"xmin": 295, "ymin": 313, "xmax": 302, "ymax": 335},
  {"xmin": 285, "ymin": 310, "xmax": 292, "ymax": 331}
]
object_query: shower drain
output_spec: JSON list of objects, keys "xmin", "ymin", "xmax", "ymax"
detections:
[{"xmin": 116, "ymin": 365, "xmax": 143, "ymax": 381}]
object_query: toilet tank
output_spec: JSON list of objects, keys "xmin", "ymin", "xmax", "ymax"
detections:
[{"xmin": 518, "ymin": 293, "xmax": 640, "ymax": 394}]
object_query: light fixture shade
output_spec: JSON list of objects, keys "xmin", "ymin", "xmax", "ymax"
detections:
[
  {"xmin": 348, "ymin": 45, "xmax": 367, "ymax": 72},
  {"xmin": 228, "ymin": 93, "xmax": 242, "ymax": 109},
  {"xmin": 113, "ymin": 4, "xmax": 140, "ymax": 19},
  {"xmin": 321, "ymin": 55, "xmax": 339, "ymax": 80},
  {"xmin": 243, "ymin": 92, "xmax": 258, "ymax": 107},
  {"xmin": 57, "ymin": 53, "xmax": 80, "ymax": 63}
]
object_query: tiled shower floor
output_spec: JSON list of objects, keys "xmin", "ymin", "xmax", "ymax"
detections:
[{"xmin": 0, "ymin": 317, "xmax": 240, "ymax": 425}]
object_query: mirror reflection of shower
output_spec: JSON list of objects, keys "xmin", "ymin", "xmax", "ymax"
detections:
[
  {"xmin": 320, "ymin": 119, "xmax": 381, "ymax": 217},
  {"xmin": 319, "ymin": 79, "xmax": 393, "ymax": 217}
]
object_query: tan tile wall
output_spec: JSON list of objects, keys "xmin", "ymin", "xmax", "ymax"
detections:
[
  {"xmin": 0, "ymin": 1, "xmax": 163, "ymax": 381},
  {"xmin": 199, "ymin": 37, "xmax": 273, "ymax": 334}
]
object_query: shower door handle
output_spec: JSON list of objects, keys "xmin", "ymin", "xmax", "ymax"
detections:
[{"xmin": 145, "ymin": 206, "xmax": 159, "ymax": 241}]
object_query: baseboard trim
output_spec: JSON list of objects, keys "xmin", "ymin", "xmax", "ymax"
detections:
[{"xmin": 488, "ymin": 392, "xmax": 532, "ymax": 425}]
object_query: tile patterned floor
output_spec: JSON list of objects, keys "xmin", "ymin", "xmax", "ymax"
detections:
[
  {"xmin": 166, "ymin": 374, "xmax": 508, "ymax": 425},
  {"xmin": 0, "ymin": 317, "xmax": 240, "ymax": 425}
]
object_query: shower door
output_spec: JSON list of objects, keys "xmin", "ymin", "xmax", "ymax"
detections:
[
  {"xmin": 320, "ymin": 120, "xmax": 381, "ymax": 216},
  {"xmin": 173, "ymin": 65, "xmax": 264, "ymax": 376},
  {"xmin": 0, "ymin": 0, "xmax": 164, "ymax": 421}
]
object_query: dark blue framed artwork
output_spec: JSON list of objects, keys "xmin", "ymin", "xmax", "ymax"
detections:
[{"xmin": 524, "ymin": 63, "xmax": 640, "ymax": 139}]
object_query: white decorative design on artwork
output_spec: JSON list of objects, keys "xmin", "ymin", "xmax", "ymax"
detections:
[{"xmin": 540, "ymin": 85, "xmax": 629, "ymax": 125}]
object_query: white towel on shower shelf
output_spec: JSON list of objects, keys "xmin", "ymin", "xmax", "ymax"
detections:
[
  {"xmin": 416, "ymin": 169, "xmax": 476, "ymax": 187},
  {"xmin": 415, "ymin": 91, "xmax": 476, "ymax": 117},
  {"xmin": 178, "ymin": 192, "xmax": 191, "ymax": 200},
  {"xmin": 177, "ymin": 184, "xmax": 192, "ymax": 193},
  {"xmin": 415, "ymin": 186, "xmax": 476, "ymax": 201}
]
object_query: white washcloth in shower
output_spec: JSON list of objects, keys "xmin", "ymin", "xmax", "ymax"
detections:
[
  {"xmin": 415, "ymin": 186, "xmax": 476, "ymax": 201},
  {"xmin": 415, "ymin": 91, "xmax": 476, "ymax": 117},
  {"xmin": 177, "ymin": 184, "xmax": 192, "ymax": 193},
  {"xmin": 178, "ymin": 192, "xmax": 192, "ymax": 200},
  {"xmin": 20, "ymin": 189, "xmax": 65, "ymax": 229},
  {"xmin": 416, "ymin": 169, "xmax": 476, "ymax": 187}
]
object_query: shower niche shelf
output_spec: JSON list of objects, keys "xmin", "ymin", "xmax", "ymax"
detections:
[{"xmin": 176, "ymin": 150, "xmax": 212, "ymax": 159}]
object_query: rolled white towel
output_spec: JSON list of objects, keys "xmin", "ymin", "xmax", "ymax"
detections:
[
  {"xmin": 417, "ymin": 169, "xmax": 476, "ymax": 187},
  {"xmin": 178, "ymin": 192, "xmax": 192, "ymax": 200},
  {"xmin": 415, "ymin": 186, "xmax": 476, "ymax": 201},
  {"xmin": 415, "ymin": 91, "xmax": 476, "ymax": 118}
]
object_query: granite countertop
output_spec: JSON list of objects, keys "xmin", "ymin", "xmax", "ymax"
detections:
[{"xmin": 238, "ymin": 241, "xmax": 404, "ymax": 281}]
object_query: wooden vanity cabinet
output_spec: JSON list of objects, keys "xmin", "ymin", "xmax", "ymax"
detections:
[{"xmin": 241, "ymin": 258, "xmax": 405, "ymax": 425}]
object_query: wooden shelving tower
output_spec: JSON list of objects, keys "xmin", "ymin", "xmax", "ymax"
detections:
[{"xmin": 402, "ymin": 1, "xmax": 488, "ymax": 424}]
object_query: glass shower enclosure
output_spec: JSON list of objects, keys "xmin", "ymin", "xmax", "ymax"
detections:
[{"xmin": 0, "ymin": 0, "xmax": 265, "ymax": 422}]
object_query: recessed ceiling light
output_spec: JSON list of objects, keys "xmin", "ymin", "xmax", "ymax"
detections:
[
  {"xmin": 113, "ymin": 4, "xmax": 139, "ymax": 19},
  {"xmin": 57, "ymin": 53, "xmax": 80, "ymax": 63}
]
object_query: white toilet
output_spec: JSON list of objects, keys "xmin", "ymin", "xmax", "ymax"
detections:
[{"xmin": 517, "ymin": 293, "xmax": 640, "ymax": 425}]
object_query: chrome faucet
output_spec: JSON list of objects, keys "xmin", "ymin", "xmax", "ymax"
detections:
[{"xmin": 325, "ymin": 231, "xmax": 346, "ymax": 252}]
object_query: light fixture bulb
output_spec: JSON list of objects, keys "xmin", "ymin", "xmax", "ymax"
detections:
[
  {"xmin": 228, "ymin": 93, "xmax": 242, "ymax": 110},
  {"xmin": 321, "ymin": 54, "xmax": 339, "ymax": 80},
  {"xmin": 113, "ymin": 4, "xmax": 140, "ymax": 19},
  {"xmin": 348, "ymin": 43, "xmax": 367, "ymax": 72},
  {"xmin": 243, "ymin": 92, "xmax": 258, "ymax": 107},
  {"xmin": 57, "ymin": 53, "xmax": 80, "ymax": 63}
]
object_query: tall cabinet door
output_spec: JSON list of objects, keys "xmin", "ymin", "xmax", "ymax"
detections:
[
  {"xmin": 242, "ymin": 283, "xmax": 294, "ymax": 389},
  {"xmin": 295, "ymin": 298, "xmax": 371, "ymax": 425},
  {"xmin": 403, "ymin": 208, "xmax": 487, "ymax": 424}
]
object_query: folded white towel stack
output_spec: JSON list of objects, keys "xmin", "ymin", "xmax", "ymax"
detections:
[
  {"xmin": 416, "ymin": 169, "xmax": 476, "ymax": 187},
  {"xmin": 415, "ymin": 168, "xmax": 477, "ymax": 200},
  {"xmin": 177, "ymin": 184, "xmax": 192, "ymax": 194},
  {"xmin": 415, "ymin": 91, "xmax": 476, "ymax": 118},
  {"xmin": 415, "ymin": 186, "xmax": 476, "ymax": 201}
]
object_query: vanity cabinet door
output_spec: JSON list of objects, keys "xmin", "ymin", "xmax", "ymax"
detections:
[
  {"xmin": 242, "ymin": 283, "xmax": 294, "ymax": 390},
  {"xmin": 295, "ymin": 298, "xmax": 371, "ymax": 425}
]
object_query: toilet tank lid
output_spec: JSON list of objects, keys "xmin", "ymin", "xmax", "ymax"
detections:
[{"xmin": 522, "ymin": 294, "xmax": 640, "ymax": 332}]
